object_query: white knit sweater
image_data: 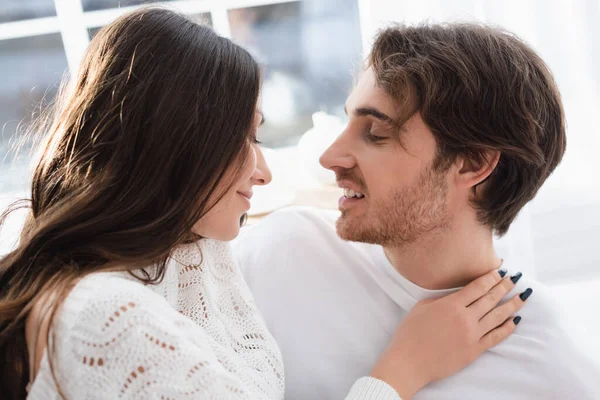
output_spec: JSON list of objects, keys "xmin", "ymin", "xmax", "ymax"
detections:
[{"xmin": 26, "ymin": 239, "xmax": 400, "ymax": 399}]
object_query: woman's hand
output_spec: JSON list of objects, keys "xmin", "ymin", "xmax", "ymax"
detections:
[{"xmin": 370, "ymin": 269, "xmax": 531, "ymax": 399}]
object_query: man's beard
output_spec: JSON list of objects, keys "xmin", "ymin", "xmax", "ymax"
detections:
[{"xmin": 336, "ymin": 165, "xmax": 450, "ymax": 247}]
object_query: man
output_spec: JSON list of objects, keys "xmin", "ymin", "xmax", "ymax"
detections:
[{"xmin": 234, "ymin": 23, "xmax": 600, "ymax": 399}]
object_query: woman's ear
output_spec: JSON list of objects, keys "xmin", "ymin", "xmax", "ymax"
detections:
[{"xmin": 454, "ymin": 150, "xmax": 500, "ymax": 189}]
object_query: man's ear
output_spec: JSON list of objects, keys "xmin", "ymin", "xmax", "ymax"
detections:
[{"xmin": 454, "ymin": 150, "xmax": 500, "ymax": 189}]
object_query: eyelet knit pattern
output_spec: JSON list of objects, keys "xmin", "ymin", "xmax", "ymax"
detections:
[{"xmin": 27, "ymin": 239, "xmax": 284, "ymax": 399}]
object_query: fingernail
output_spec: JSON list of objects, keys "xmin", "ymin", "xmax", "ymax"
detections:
[
  {"xmin": 498, "ymin": 268, "xmax": 508, "ymax": 278},
  {"xmin": 510, "ymin": 272, "xmax": 523, "ymax": 284},
  {"xmin": 513, "ymin": 316, "xmax": 522, "ymax": 325},
  {"xmin": 519, "ymin": 288, "xmax": 533, "ymax": 301}
]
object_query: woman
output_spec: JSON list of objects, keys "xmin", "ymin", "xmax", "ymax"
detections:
[{"xmin": 0, "ymin": 8, "xmax": 529, "ymax": 400}]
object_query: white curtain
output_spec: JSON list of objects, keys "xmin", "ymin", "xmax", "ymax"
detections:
[{"xmin": 363, "ymin": 0, "xmax": 600, "ymax": 283}]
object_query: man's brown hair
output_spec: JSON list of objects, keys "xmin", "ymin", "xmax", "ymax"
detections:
[{"xmin": 369, "ymin": 23, "xmax": 566, "ymax": 236}]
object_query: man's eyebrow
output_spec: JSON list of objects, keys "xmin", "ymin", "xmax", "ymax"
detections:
[{"xmin": 344, "ymin": 105, "xmax": 393, "ymax": 123}]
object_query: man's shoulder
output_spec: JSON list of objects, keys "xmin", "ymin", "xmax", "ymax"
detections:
[
  {"xmin": 484, "ymin": 276, "xmax": 600, "ymax": 397},
  {"xmin": 508, "ymin": 276, "xmax": 560, "ymax": 326},
  {"xmin": 424, "ymin": 276, "xmax": 600, "ymax": 399},
  {"xmin": 235, "ymin": 206, "xmax": 373, "ymax": 268},
  {"xmin": 502, "ymin": 275, "xmax": 579, "ymax": 347}
]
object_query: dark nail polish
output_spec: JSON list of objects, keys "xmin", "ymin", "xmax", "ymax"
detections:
[
  {"xmin": 510, "ymin": 272, "xmax": 523, "ymax": 284},
  {"xmin": 513, "ymin": 316, "xmax": 522, "ymax": 325},
  {"xmin": 498, "ymin": 268, "xmax": 507, "ymax": 278},
  {"xmin": 519, "ymin": 288, "xmax": 533, "ymax": 301}
]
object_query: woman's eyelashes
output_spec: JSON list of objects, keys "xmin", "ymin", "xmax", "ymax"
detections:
[
  {"xmin": 250, "ymin": 131, "xmax": 262, "ymax": 145},
  {"xmin": 254, "ymin": 115, "xmax": 264, "ymax": 145}
]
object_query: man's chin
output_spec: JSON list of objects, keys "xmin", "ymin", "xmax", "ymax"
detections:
[{"xmin": 335, "ymin": 214, "xmax": 381, "ymax": 245}]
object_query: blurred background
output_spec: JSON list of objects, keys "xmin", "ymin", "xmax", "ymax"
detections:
[{"xmin": 0, "ymin": 0, "xmax": 599, "ymax": 363}]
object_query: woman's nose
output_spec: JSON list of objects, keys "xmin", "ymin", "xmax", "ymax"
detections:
[{"xmin": 252, "ymin": 147, "xmax": 272, "ymax": 186}]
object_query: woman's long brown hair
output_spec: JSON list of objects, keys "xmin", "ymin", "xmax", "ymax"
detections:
[{"xmin": 0, "ymin": 7, "xmax": 261, "ymax": 399}]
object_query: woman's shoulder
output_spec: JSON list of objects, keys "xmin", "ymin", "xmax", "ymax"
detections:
[
  {"xmin": 28, "ymin": 272, "xmax": 161, "ymax": 360},
  {"xmin": 34, "ymin": 271, "xmax": 248, "ymax": 399},
  {"xmin": 58, "ymin": 272, "xmax": 177, "ymax": 331},
  {"xmin": 51, "ymin": 271, "xmax": 212, "ymax": 369},
  {"xmin": 45, "ymin": 271, "xmax": 192, "ymax": 357}
]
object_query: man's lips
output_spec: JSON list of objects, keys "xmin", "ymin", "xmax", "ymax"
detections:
[{"xmin": 336, "ymin": 180, "xmax": 366, "ymax": 195}]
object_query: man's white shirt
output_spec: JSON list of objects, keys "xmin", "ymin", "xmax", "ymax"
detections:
[{"xmin": 234, "ymin": 207, "xmax": 600, "ymax": 400}]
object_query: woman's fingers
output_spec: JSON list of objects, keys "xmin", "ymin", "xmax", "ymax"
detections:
[
  {"xmin": 479, "ymin": 288, "xmax": 532, "ymax": 334},
  {"xmin": 468, "ymin": 273, "xmax": 522, "ymax": 319},
  {"xmin": 453, "ymin": 268, "xmax": 506, "ymax": 306},
  {"xmin": 479, "ymin": 315, "xmax": 521, "ymax": 351}
]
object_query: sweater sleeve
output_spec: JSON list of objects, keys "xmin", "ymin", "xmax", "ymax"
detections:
[
  {"xmin": 52, "ymin": 276, "xmax": 260, "ymax": 400},
  {"xmin": 345, "ymin": 377, "xmax": 402, "ymax": 400}
]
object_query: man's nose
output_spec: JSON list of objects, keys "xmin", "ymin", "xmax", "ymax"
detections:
[{"xmin": 319, "ymin": 134, "xmax": 355, "ymax": 172}]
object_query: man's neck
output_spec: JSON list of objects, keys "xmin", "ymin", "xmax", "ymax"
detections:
[{"xmin": 383, "ymin": 218, "xmax": 501, "ymax": 290}]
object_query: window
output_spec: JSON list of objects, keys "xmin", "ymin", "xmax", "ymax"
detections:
[
  {"xmin": 0, "ymin": 33, "xmax": 68, "ymax": 195},
  {"xmin": 88, "ymin": 12, "xmax": 212, "ymax": 39},
  {"xmin": 229, "ymin": 0, "xmax": 361, "ymax": 147},
  {"xmin": 0, "ymin": 0, "xmax": 364, "ymax": 249},
  {"xmin": 81, "ymin": 0, "xmax": 177, "ymax": 12},
  {"xmin": 0, "ymin": 0, "xmax": 363, "ymax": 200},
  {"xmin": 0, "ymin": 0, "xmax": 56, "ymax": 24}
]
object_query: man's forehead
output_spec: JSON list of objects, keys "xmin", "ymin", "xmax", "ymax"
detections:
[{"xmin": 345, "ymin": 68, "xmax": 397, "ymax": 118}]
